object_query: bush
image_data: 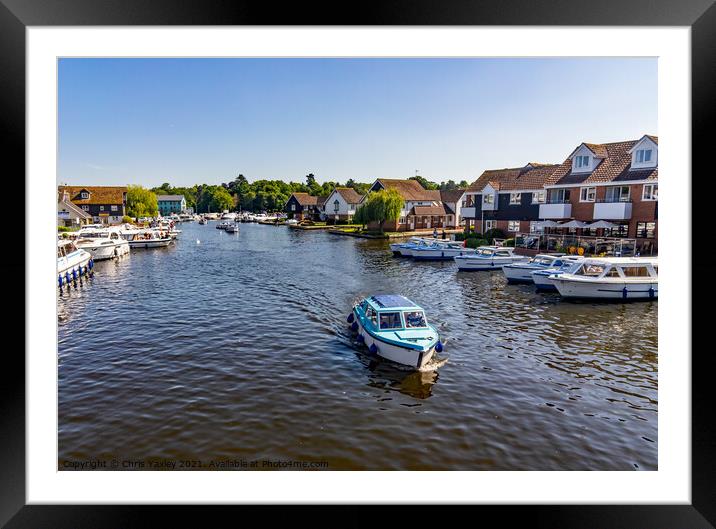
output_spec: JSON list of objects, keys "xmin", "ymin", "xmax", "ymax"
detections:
[
  {"xmin": 503, "ymin": 238, "xmax": 516, "ymax": 247},
  {"xmin": 465, "ymin": 238, "xmax": 488, "ymax": 249},
  {"xmin": 57, "ymin": 226, "xmax": 70, "ymax": 232},
  {"xmin": 122, "ymin": 216, "xmax": 134, "ymax": 224},
  {"xmin": 455, "ymin": 230, "xmax": 482, "ymax": 241}
]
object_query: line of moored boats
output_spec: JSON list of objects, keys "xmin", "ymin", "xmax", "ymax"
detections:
[{"xmin": 390, "ymin": 237, "xmax": 658, "ymax": 301}]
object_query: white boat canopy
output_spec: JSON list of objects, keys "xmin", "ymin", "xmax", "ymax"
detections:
[
  {"xmin": 585, "ymin": 220, "xmax": 618, "ymax": 229},
  {"xmin": 559, "ymin": 220, "xmax": 589, "ymax": 228}
]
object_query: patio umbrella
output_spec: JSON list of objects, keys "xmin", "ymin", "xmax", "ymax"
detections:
[
  {"xmin": 558, "ymin": 220, "xmax": 589, "ymax": 228},
  {"xmin": 534, "ymin": 220, "xmax": 561, "ymax": 228},
  {"xmin": 585, "ymin": 220, "xmax": 617, "ymax": 229}
]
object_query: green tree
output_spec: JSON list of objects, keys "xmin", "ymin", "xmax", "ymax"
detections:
[
  {"xmin": 355, "ymin": 188, "xmax": 403, "ymax": 233},
  {"xmin": 409, "ymin": 175, "xmax": 439, "ymax": 190},
  {"xmin": 126, "ymin": 185, "xmax": 158, "ymax": 218}
]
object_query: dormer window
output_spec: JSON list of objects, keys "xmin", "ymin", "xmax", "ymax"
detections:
[
  {"xmin": 574, "ymin": 155, "xmax": 590, "ymax": 169},
  {"xmin": 509, "ymin": 193, "xmax": 521, "ymax": 205},
  {"xmin": 636, "ymin": 149, "xmax": 652, "ymax": 163},
  {"xmin": 80, "ymin": 191, "xmax": 89, "ymax": 199},
  {"xmin": 483, "ymin": 194, "xmax": 494, "ymax": 205}
]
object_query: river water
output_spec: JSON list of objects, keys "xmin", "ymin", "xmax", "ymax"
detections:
[{"xmin": 58, "ymin": 222, "xmax": 657, "ymax": 470}]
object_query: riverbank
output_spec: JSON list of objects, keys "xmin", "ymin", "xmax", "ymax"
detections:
[{"xmin": 329, "ymin": 227, "xmax": 464, "ymax": 239}]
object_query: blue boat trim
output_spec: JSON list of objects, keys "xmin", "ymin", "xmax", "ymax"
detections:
[{"xmin": 353, "ymin": 307, "xmax": 437, "ymax": 352}]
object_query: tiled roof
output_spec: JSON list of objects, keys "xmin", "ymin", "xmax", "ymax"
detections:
[
  {"xmin": 334, "ymin": 187, "xmax": 364, "ymax": 204},
  {"xmin": 156, "ymin": 195, "xmax": 185, "ymax": 202},
  {"xmin": 58, "ymin": 186, "xmax": 127, "ymax": 205},
  {"xmin": 316, "ymin": 196, "xmax": 328, "ymax": 206},
  {"xmin": 374, "ymin": 179, "xmax": 440, "ymax": 201},
  {"xmin": 439, "ymin": 189, "xmax": 466, "ymax": 203},
  {"xmin": 467, "ymin": 164, "xmax": 559, "ymax": 193},
  {"xmin": 410, "ymin": 204, "xmax": 453, "ymax": 216},
  {"xmin": 545, "ymin": 138, "xmax": 658, "ymax": 186},
  {"xmin": 290, "ymin": 192, "xmax": 319, "ymax": 206}
]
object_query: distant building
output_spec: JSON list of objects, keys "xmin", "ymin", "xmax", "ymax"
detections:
[
  {"xmin": 323, "ymin": 187, "xmax": 365, "ymax": 223},
  {"xmin": 157, "ymin": 195, "xmax": 187, "ymax": 216},
  {"xmin": 57, "ymin": 190, "xmax": 92, "ymax": 227},
  {"xmin": 284, "ymin": 193, "xmax": 325, "ymax": 221},
  {"xmin": 57, "ymin": 186, "xmax": 127, "ymax": 225}
]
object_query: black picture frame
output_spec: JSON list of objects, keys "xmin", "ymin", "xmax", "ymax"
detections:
[{"xmin": 2, "ymin": 1, "xmax": 712, "ymax": 527}]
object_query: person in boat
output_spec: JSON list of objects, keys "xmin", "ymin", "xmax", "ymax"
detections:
[
  {"xmin": 441, "ymin": 229, "xmax": 446, "ymax": 240},
  {"xmin": 433, "ymin": 228, "xmax": 438, "ymax": 238}
]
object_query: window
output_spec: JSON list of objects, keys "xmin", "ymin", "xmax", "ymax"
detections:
[
  {"xmin": 495, "ymin": 250, "xmax": 511, "ymax": 257},
  {"xmin": 509, "ymin": 193, "xmax": 521, "ymax": 205},
  {"xmin": 483, "ymin": 194, "xmax": 494, "ymax": 205},
  {"xmin": 606, "ymin": 223, "xmax": 629, "ymax": 237},
  {"xmin": 548, "ymin": 189, "xmax": 570, "ymax": 203},
  {"xmin": 574, "ymin": 155, "xmax": 590, "ymax": 169},
  {"xmin": 80, "ymin": 192, "xmax": 89, "ymax": 199},
  {"xmin": 99, "ymin": 205, "xmax": 104, "ymax": 211},
  {"xmin": 636, "ymin": 149, "xmax": 652, "ymax": 163},
  {"xmin": 605, "ymin": 267, "xmax": 622, "ymax": 278},
  {"xmin": 579, "ymin": 187, "xmax": 596, "ymax": 202},
  {"xmin": 604, "ymin": 186, "xmax": 630, "ymax": 202},
  {"xmin": 81, "ymin": 205, "xmax": 89, "ymax": 211},
  {"xmin": 366, "ymin": 307, "xmax": 377, "ymax": 327},
  {"xmin": 507, "ymin": 220, "xmax": 520, "ymax": 232},
  {"xmin": 636, "ymin": 222, "xmax": 656, "ymax": 238},
  {"xmin": 531, "ymin": 191, "xmax": 545, "ymax": 204},
  {"xmin": 461, "ymin": 200, "xmax": 467, "ymax": 208},
  {"xmin": 291, "ymin": 204, "xmax": 296, "ymax": 211},
  {"xmin": 575, "ymin": 264, "xmax": 605, "ymax": 277},
  {"xmin": 111, "ymin": 205, "xmax": 118, "ymax": 211},
  {"xmin": 404, "ymin": 311, "xmax": 427, "ymax": 328},
  {"xmin": 484, "ymin": 220, "xmax": 496, "ymax": 230},
  {"xmin": 333, "ymin": 200, "xmax": 340, "ymax": 212},
  {"xmin": 379, "ymin": 312, "xmax": 402, "ymax": 330},
  {"xmin": 642, "ymin": 183, "xmax": 658, "ymax": 201},
  {"xmin": 623, "ymin": 266, "xmax": 651, "ymax": 277}
]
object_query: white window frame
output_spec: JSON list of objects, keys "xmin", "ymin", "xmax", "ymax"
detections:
[
  {"xmin": 81, "ymin": 205, "xmax": 89, "ymax": 211},
  {"xmin": 291, "ymin": 204, "xmax": 296, "ymax": 211},
  {"xmin": 636, "ymin": 149, "xmax": 652, "ymax": 163},
  {"xmin": 642, "ymin": 183, "xmax": 658, "ymax": 201},
  {"xmin": 484, "ymin": 219, "xmax": 496, "ymax": 230},
  {"xmin": 507, "ymin": 220, "xmax": 520, "ymax": 232},
  {"xmin": 80, "ymin": 192, "xmax": 89, "ymax": 199},
  {"xmin": 579, "ymin": 187, "xmax": 597, "ymax": 203},
  {"xmin": 99, "ymin": 205, "xmax": 104, "ymax": 211},
  {"xmin": 574, "ymin": 155, "xmax": 590, "ymax": 169},
  {"xmin": 509, "ymin": 192, "xmax": 521, "ymax": 205},
  {"xmin": 531, "ymin": 191, "xmax": 545, "ymax": 204},
  {"xmin": 111, "ymin": 205, "xmax": 118, "ymax": 211},
  {"xmin": 483, "ymin": 194, "xmax": 494, "ymax": 205}
]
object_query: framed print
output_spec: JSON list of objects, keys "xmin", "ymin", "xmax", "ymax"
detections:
[{"xmin": 2, "ymin": 0, "xmax": 713, "ymax": 527}]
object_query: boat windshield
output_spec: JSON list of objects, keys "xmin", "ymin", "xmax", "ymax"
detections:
[
  {"xmin": 403, "ymin": 311, "xmax": 427, "ymax": 328},
  {"xmin": 575, "ymin": 264, "xmax": 605, "ymax": 277},
  {"xmin": 475, "ymin": 248, "xmax": 494, "ymax": 256},
  {"xmin": 532, "ymin": 257, "xmax": 554, "ymax": 265},
  {"xmin": 379, "ymin": 312, "xmax": 402, "ymax": 330}
]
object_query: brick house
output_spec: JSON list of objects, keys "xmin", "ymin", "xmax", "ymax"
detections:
[
  {"xmin": 284, "ymin": 192, "xmax": 325, "ymax": 221},
  {"xmin": 461, "ymin": 163, "xmax": 560, "ymax": 235},
  {"xmin": 57, "ymin": 186, "xmax": 128, "ymax": 225},
  {"xmin": 540, "ymin": 135, "xmax": 658, "ymax": 252},
  {"xmin": 363, "ymin": 179, "xmax": 457, "ymax": 231}
]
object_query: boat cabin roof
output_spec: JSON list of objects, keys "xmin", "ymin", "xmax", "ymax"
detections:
[
  {"xmin": 365, "ymin": 294, "xmax": 421, "ymax": 312},
  {"xmin": 581, "ymin": 257, "xmax": 658, "ymax": 265}
]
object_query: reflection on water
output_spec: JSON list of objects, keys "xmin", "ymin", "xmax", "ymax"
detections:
[{"xmin": 58, "ymin": 223, "xmax": 657, "ymax": 470}]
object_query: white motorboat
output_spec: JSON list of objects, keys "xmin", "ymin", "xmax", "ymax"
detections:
[
  {"xmin": 531, "ymin": 257, "xmax": 585, "ymax": 291},
  {"xmin": 285, "ymin": 218, "xmax": 299, "ymax": 225},
  {"xmin": 550, "ymin": 257, "xmax": 658, "ymax": 300},
  {"xmin": 216, "ymin": 220, "xmax": 233, "ymax": 230},
  {"xmin": 454, "ymin": 246, "xmax": 529, "ymax": 271},
  {"xmin": 502, "ymin": 253, "xmax": 567, "ymax": 284},
  {"xmin": 349, "ymin": 294, "xmax": 444, "ymax": 369},
  {"xmin": 225, "ymin": 223, "xmax": 239, "ymax": 233},
  {"xmin": 125, "ymin": 230, "xmax": 173, "ymax": 248},
  {"xmin": 389, "ymin": 237, "xmax": 431, "ymax": 257},
  {"xmin": 198, "ymin": 217, "xmax": 208, "ymax": 225},
  {"xmin": 411, "ymin": 240, "xmax": 476, "ymax": 260},
  {"xmin": 74, "ymin": 227, "xmax": 130, "ymax": 261},
  {"xmin": 57, "ymin": 239, "xmax": 93, "ymax": 287}
]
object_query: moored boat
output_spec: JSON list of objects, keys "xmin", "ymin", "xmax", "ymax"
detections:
[
  {"xmin": 57, "ymin": 239, "xmax": 93, "ymax": 286},
  {"xmin": 225, "ymin": 222, "xmax": 239, "ymax": 233},
  {"xmin": 531, "ymin": 257, "xmax": 585, "ymax": 291},
  {"xmin": 390, "ymin": 237, "xmax": 433, "ymax": 257},
  {"xmin": 125, "ymin": 230, "xmax": 173, "ymax": 248},
  {"xmin": 349, "ymin": 294, "xmax": 444, "ymax": 369},
  {"xmin": 502, "ymin": 253, "xmax": 566, "ymax": 284},
  {"xmin": 74, "ymin": 227, "xmax": 130, "ymax": 261},
  {"xmin": 454, "ymin": 246, "xmax": 528, "ymax": 271},
  {"xmin": 411, "ymin": 240, "xmax": 475, "ymax": 260},
  {"xmin": 550, "ymin": 257, "xmax": 658, "ymax": 300}
]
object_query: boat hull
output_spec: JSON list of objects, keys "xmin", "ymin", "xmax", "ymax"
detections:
[
  {"xmin": 128, "ymin": 239, "xmax": 172, "ymax": 249},
  {"xmin": 455, "ymin": 255, "xmax": 527, "ymax": 271},
  {"xmin": 412, "ymin": 248, "xmax": 474, "ymax": 261},
  {"xmin": 531, "ymin": 272, "xmax": 559, "ymax": 291},
  {"xmin": 552, "ymin": 278, "xmax": 658, "ymax": 300},
  {"xmin": 75, "ymin": 241, "xmax": 130, "ymax": 261},
  {"xmin": 57, "ymin": 249, "xmax": 92, "ymax": 285},
  {"xmin": 502, "ymin": 264, "xmax": 545, "ymax": 283},
  {"xmin": 354, "ymin": 315, "xmax": 435, "ymax": 369}
]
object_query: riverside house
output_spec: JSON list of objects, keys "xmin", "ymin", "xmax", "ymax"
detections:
[
  {"xmin": 540, "ymin": 135, "xmax": 658, "ymax": 253},
  {"xmin": 157, "ymin": 194, "xmax": 187, "ymax": 216},
  {"xmin": 364, "ymin": 178, "xmax": 458, "ymax": 231},
  {"xmin": 57, "ymin": 190, "xmax": 92, "ymax": 227},
  {"xmin": 323, "ymin": 187, "xmax": 365, "ymax": 223},
  {"xmin": 461, "ymin": 163, "xmax": 560, "ymax": 234},
  {"xmin": 57, "ymin": 185, "xmax": 128, "ymax": 225},
  {"xmin": 284, "ymin": 192, "xmax": 326, "ymax": 221}
]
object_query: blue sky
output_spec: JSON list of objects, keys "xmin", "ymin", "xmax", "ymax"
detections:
[{"xmin": 58, "ymin": 58, "xmax": 657, "ymax": 187}]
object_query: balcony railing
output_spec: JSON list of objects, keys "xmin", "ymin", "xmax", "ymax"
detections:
[
  {"xmin": 545, "ymin": 198, "xmax": 571, "ymax": 204},
  {"xmin": 596, "ymin": 198, "xmax": 632, "ymax": 203},
  {"xmin": 514, "ymin": 233, "xmax": 655, "ymax": 256}
]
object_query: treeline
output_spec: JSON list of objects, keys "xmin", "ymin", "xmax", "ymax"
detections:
[{"xmin": 145, "ymin": 173, "xmax": 470, "ymax": 214}]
